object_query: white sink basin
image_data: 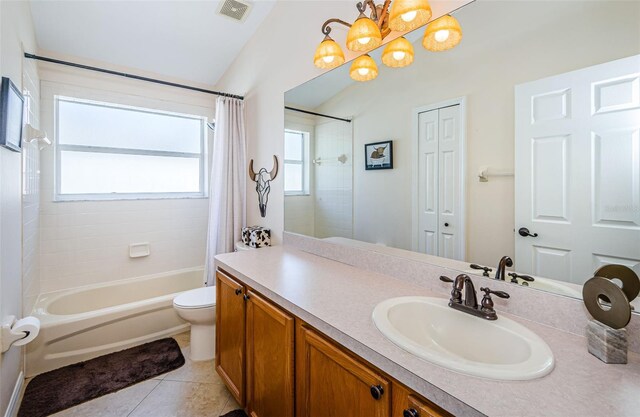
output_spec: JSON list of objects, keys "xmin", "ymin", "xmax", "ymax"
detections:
[
  {"xmin": 464, "ymin": 270, "xmax": 583, "ymax": 298},
  {"xmin": 372, "ymin": 297, "xmax": 554, "ymax": 380}
]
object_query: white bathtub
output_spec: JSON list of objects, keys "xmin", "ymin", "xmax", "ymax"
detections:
[{"xmin": 26, "ymin": 267, "xmax": 204, "ymax": 377}]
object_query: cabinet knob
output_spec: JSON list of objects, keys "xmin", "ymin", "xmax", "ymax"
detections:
[
  {"xmin": 403, "ymin": 409, "xmax": 419, "ymax": 417},
  {"xmin": 235, "ymin": 288, "xmax": 242, "ymax": 296},
  {"xmin": 370, "ymin": 384, "xmax": 384, "ymax": 400},
  {"xmin": 243, "ymin": 294, "xmax": 250, "ymax": 301}
]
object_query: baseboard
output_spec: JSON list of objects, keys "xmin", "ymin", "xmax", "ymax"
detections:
[{"xmin": 4, "ymin": 371, "xmax": 24, "ymax": 417}]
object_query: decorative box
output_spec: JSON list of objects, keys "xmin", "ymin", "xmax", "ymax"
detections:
[{"xmin": 242, "ymin": 226, "xmax": 271, "ymax": 248}]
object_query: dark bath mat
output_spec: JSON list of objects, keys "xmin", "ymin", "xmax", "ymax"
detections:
[
  {"xmin": 221, "ymin": 410, "xmax": 248, "ymax": 417},
  {"xmin": 18, "ymin": 337, "xmax": 185, "ymax": 417}
]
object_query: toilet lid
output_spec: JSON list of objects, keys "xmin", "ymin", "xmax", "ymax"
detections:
[{"xmin": 174, "ymin": 286, "xmax": 216, "ymax": 309}]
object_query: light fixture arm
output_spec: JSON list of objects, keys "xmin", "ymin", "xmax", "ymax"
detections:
[
  {"xmin": 377, "ymin": 0, "xmax": 392, "ymax": 29},
  {"xmin": 321, "ymin": 18, "xmax": 352, "ymax": 36},
  {"xmin": 356, "ymin": 1, "xmax": 378, "ymax": 22}
]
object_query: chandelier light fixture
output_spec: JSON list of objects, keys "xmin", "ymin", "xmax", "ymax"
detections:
[
  {"xmin": 350, "ymin": 54, "xmax": 379, "ymax": 81},
  {"xmin": 313, "ymin": 0, "xmax": 463, "ymax": 81}
]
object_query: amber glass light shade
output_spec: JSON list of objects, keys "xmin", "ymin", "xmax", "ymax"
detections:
[
  {"xmin": 381, "ymin": 37, "xmax": 414, "ymax": 68},
  {"xmin": 388, "ymin": 0, "xmax": 432, "ymax": 32},
  {"xmin": 349, "ymin": 54, "xmax": 378, "ymax": 82},
  {"xmin": 313, "ymin": 35, "xmax": 346, "ymax": 69},
  {"xmin": 422, "ymin": 15, "xmax": 462, "ymax": 52},
  {"xmin": 346, "ymin": 15, "xmax": 382, "ymax": 52}
]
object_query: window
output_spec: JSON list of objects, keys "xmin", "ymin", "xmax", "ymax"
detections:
[
  {"xmin": 284, "ymin": 129, "xmax": 309, "ymax": 195},
  {"xmin": 55, "ymin": 97, "xmax": 206, "ymax": 200}
]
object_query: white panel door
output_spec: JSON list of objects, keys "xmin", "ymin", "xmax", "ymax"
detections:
[
  {"xmin": 418, "ymin": 110, "xmax": 439, "ymax": 255},
  {"xmin": 418, "ymin": 105, "xmax": 463, "ymax": 259},
  {"xmin": 515, "ymin": 55, "xmax": 640, "ymax": 284},
  {"xmin": 438, "ymin": 106, "xmax": 462, "ymax": 259}
]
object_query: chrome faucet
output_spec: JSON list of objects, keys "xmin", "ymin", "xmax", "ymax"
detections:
[
  {"xmin": 495, "ymin": 256, "xmax": 513, "ymax": 281},
  {"xmin": 440, "ymin": 274, "xmax": 510, "ymax": 320}
]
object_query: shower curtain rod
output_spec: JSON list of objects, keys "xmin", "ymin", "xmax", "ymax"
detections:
[
  {"xmin": 24, "ymin": 53, "xmax": 244, "ymax": 100},
  {"xmin": 285, "ymin": 106, "xmax": 351, "ymax": 123}
]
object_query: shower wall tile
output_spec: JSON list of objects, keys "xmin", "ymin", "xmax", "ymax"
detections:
[
  {"xmin": 22, "ymin": 58, "xmax": 41, "ymax": 314},
  {"xmin": 37, "ymin": 78, "xmax": 213, "ymax": 295},
  {"xmin": 38, "ymin": 198, "xmax": 209, "ymax": 293}
]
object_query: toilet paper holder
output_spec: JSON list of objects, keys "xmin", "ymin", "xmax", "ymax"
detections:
[{"xmin": 1, "ymin": 315, "xmax": 40, "ymax": 353}]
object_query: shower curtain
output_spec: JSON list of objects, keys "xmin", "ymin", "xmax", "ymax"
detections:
[{"xmin": 204, "ymin": 96, "xmax": 247, "ymax": 286}]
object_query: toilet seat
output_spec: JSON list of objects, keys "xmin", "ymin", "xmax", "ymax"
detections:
[{"xmin": 173, "ymin": 286, "xmax": 216, "ymax": 309}]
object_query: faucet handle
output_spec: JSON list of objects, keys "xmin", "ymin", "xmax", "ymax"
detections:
[
  {"xmin": 470, "ymin": 264, "xmax": 492, "ymax": 277},
  {"xmin": 481, "ymin": 287, "xmax": 510, "ymax": 299},
  {"xmin": 508, "ymin": 272, "xmax": 535, "ymax": 283},
  {"xmin": 439, "ymin": 275, "xmax": 454, "ymax": 283},
  {"xmin": 479, "ymin": 287, "xmax": 509, "ymax": 320}
]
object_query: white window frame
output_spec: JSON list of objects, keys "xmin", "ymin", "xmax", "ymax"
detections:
[
  {"xmin": 54, "ymin": 96, "xmax": 207, "ymax": 201},
  {"xmin": 284, "ymin": 129, "xmax": 310, "ymax": 196}
]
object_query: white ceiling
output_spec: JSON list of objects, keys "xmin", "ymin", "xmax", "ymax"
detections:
[{"xmin": 29, "ymin": 0, "xmax": 276, "ymax": 86}]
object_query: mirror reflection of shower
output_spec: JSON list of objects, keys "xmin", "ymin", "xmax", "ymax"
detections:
[{"xmin": 284, "ymin": 110, "xmax": 353, "ymax": 240}]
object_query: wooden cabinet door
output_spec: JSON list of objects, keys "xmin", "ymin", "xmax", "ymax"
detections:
[
  {"xmin": 246, "ymin": 290, "xmax": 295, "ymax": 417},
  {"xmin": 392, "ymin": 383, "xmax": 450, "ymax": 417},
  {"xmin": 296, "ymin": 322, "xmax": 390, "ymax": 417},
  {"xmin": 215, "ymin": 270, "xmax": 246, "ymax": 406}
]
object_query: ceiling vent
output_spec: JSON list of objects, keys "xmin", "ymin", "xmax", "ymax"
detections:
[{"xmin": 217, "ymin": 0, "xmax": 252, "ymax": 22}]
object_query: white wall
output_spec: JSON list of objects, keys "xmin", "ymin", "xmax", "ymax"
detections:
[
  {"xmin": 0, "ymin": 1, "xmax": 39, "ymax": 414},
  {"xmin": 312, "ymin": 0, "xmax": 640, "ymax": 266},
  {"xmin": 37, "ymin": 58, "xmax": 215, "ymax": 293}
]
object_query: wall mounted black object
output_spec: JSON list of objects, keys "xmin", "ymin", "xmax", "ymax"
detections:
[{"xmin": 0, "ymin": 77, "xmax": 25, "ymax": 152}]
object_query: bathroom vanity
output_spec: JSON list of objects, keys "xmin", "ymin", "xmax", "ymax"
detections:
[
  {"xmin": 215, "ymin": 266, "xmax": 448, "ymax": 417},
  {"xmin": 215, "ymin": 246, "xmax": 640, "ymax": 417}
]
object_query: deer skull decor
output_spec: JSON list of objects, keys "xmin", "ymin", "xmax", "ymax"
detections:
[{"xmin": 249, "ymin": 155, "xmax": 279, "ymax": 217}]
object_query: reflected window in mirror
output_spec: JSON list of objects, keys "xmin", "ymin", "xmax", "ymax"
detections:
[{"xmin": 284, "ymin": 129, "xmax": 310, "ymax": 195}]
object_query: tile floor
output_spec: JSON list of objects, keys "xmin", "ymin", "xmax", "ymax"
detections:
[{"xmin": 49, "ymin": 332, "xmax": 241, "ymax": 417}]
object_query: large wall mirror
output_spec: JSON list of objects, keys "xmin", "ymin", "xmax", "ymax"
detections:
[{"xmin": 284, "ymin": 0, "xmax": 640, "ymax": 309}]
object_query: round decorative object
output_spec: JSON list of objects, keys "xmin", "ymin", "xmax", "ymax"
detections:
[
  {"xmin": 583, "ymin": 277, "xmax": 632, "ymax": 329},
  {"xmin": 594, "ymin": 264, "xmax": 640, "ymax": 302}
]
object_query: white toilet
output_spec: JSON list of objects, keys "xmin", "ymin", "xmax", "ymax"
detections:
[{"xmin": 173, "ymin": 286, "xmax": 216, "ymax": 361}]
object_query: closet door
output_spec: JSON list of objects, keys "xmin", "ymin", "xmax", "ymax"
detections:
[
  {"xmin": 417, "ymin": 105, "xmax": 463, "ymax": 260},
  {"xmin": 437, "ymin": 105, "xmax": 462, "ymax": 260},
  {"xmin": 418, "ymin": 109, "xmax": 440, "ymax": 255}
]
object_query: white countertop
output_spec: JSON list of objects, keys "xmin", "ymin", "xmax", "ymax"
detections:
[{"xmin": 215, "ymin": 246, "xmax": 640, "ymax": 417}]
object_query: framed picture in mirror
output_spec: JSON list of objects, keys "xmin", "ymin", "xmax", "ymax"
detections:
[{"xmin": 365, "ymin": 140, "xmax": 393, "ymax": 170}]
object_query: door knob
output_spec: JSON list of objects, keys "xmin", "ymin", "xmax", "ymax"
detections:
[
  {"xmin": 403, "ymin": 409, "xmax": 419, "ymax": 417},
  {"xmin": 518, "ymin": 227, "xmax": 538, "ymax": 237},
  {"xmin": 370, "ymin": 384, "xmax": 384, "ymax": 400}
]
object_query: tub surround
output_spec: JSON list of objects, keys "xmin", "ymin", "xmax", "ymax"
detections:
[{"xmin": 215, "ymin": 246, "xmax": 640, "ymax": 417}]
